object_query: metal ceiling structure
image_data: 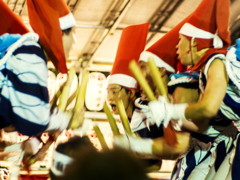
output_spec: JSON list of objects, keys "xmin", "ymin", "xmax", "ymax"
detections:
[
  {"xmin": 81, "ymin": 0, "xmax": 135, "ymax": 67},
  {"xmin": 147, "ymin": 0, "xmax": 183, "ymax": 43},
  {"xmin": 4, "ymin": 0, "xmax": 240, "ymax": 72}
]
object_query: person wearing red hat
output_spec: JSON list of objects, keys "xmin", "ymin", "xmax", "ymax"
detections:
[
  {"xmin": 115, "ymin": 12, "xmax": 230, "ymax": 180},
  {"xmin": 113, "ymin": 16, "xmax": 193, "ymax": 162},
  {"xmin": 26, "ymin": 0, "xmax": 78, "ymax": 135},
  {"xmin": 210, "ymin": 39, "xmax": 240, "ymax": 180},
  {"xmin": 138, "ymin": 13, "xmax": 229, "ymax": 180},
  {"xmin": 0, "ymin": 1, "xmax": 76, "ymax": 139},
  {"xmin": 146, "ymin": 0, "xmax": 240, "ymax": 179},
  {"xmin": 107, "ymin": 22, "xmax": 164, "ymax": 169},
  {"xmin": 27, "ymin": 0, "xmax": 76, "ymax": 73}
]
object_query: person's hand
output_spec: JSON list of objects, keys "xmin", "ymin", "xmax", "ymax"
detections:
[
  {"xmin": 148, "ymin": 97, "xmax": 188, "ymax": 128},
  {"xmin": 47, "ymin": 108, "xmax": 72, "ymax": 132},
  {"xmin": 148, "ymin": 97, "xmax": 172, "ymax": 128}
]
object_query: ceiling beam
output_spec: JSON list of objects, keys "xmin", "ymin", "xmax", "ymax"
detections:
[
  {"xmin": 146, "ymin": 0, "xmax": 184, "ymax": 44},
  {"xmin": 67, "ymin": 0, "xmax": 79, "ymax": 12},
  {"xmin": 82, "ymin": 0, "xmax": 134, "ymax": 68}
]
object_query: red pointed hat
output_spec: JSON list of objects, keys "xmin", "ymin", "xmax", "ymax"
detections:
[
  {"xmin": 108, "ymin": 22, "xmax": 149, "ymax": 89},
  {"xmin": 27, "ymin": 0, "xmax": 76, "ymax": 74},
  {"xmin": 0, "ymin": 1, "xmax": 29, "ymax": 36},
  {"xmin": 179, "ymin": 0, "xmax": 231, "ymax": 51},
  {"xmin": 139, "ymin": 14, "xmax": 192, "ymax": 73}
]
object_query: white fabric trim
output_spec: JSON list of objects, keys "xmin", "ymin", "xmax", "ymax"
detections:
[
  {"xmin": 203, "ymin": 54, "xmax": 226, "ymax": 78},
  {"xmin": 226, "ymin": 47, "xmax": 240, "ymax": 90},
  {"xmin": 171, "ymin": 119, "xmax": 183, "ymax": 131},
  {"xmin": 113, "ymin": 135, "xmax": 154, "ymax": 156},
  {"xmin": 139, "ymin": 51, "xmax": 175, "ymax": 73},
  {"xmin": 59, "ymin": 13, "xmax": 76, "ymax": 30},
  {"xmin": 168, "ymin": 76, "xmax": 194, "ymax": 87},
  {"xmin": 171, "ymin": 103, "xmax": 188, "ymax": 121},
  {"xmin": 51, "ymin": 150, "xmax": 74, "ymax": 176},
  {"xmin": 128, "ymin": 136, "xmax": 153, "ymax": 155},
  {"xmin": 108, "ymin": 74, "xmax": 137, "ymax": 89},
  {"xmin": 134, "ymin": 97, "xmax": 149, "ymax": 110},
  {"xmin": 179, "ymin": 23, "xmax": 223, "ymax": 48}
]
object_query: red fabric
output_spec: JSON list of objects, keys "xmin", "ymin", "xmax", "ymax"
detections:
[
  {"xmin": 0, "ymin": 1, "xmax": 29, "ymax": 36},
  {"xmin": 19, "ymin": 175, "xmax": 48, "ymax": 180},
  {"xmin": 145, "ymin": 13, "xmax": 193, "ymax": 73},
  {"xmin": 27, "ymin": 0, "xmax": 67, "ymax": 73},
  {"xmin": 192, "ymin": 48, "xmax": 228, "ymax": 71},
  {"xmin": 183, "ymin": 0, "xmax": 230, "ymax": 51},
  {"xmin": 111, "ymin": 23, "xmax": 149, "ymax": 77},
  {"xmin": 58, "ymin": 0, "xmax": 71, "ymax": 17},
  {"xmin": 164, "ymin": 124, "xmax": 177, "ymax": 147}
]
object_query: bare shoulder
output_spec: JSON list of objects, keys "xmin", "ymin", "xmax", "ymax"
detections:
[{"xmin": 207, "ymin": 58, "xmax": 229, "ymax": 83}]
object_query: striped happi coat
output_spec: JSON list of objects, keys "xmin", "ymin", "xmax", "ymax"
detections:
[
  {"xmin": 202, "ymin": 47, "xmax": 240, "ymax": 180},
  {"xmin": 0, "ymin": 33, "xmax": 50, "ymax": 136},
  {"xmin": 169, "ymin": 68, "xmax": 238, "ymax": 180}
]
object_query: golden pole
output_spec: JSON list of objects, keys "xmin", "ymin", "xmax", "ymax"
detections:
[
  {"xmin": 68, "ymin": 70, "xmax": 89, "ymax": 129},
  {"xmin": 116, "ymin": 100, "xmax": 135, "ymax": 136},
  {"xmin": 103, "ymin": 102, "xmax": 120, "ymax": 136},
  {"xmin": 129, "ymin": 60, "xmax": 156, "ymax": 101},
  {"xmin": 58, "ymin": 67, "xmax": 76, "ymax": 111},
  {"xmin": 148, "ymin": 57, "xmax": 169, "ymax": 102},
  {"xmin": 93, "ymin": 125, "xmax": 109, "ymax": 151}
]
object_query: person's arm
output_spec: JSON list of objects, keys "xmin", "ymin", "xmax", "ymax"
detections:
[
  {"xmin": 149, "ymin": 59, "xmax": 228, "ymax": 128},
  {"xmin": 114, "ymin": 131, "xmax": 190, "ymax": 160},
  {"xmin": 172, "ymin": 87, "xmax": 210, "ymax": 133},
  {"xmin": 152, "ymin": 131, "xmax": 190, "ymax": 160},
  {"xmin": 185, "ymin": 59, "xmax": 228, "ymax": 121}
]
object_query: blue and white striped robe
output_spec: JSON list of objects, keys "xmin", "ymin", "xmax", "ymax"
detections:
[
  {"xmin": 201, "ymin": 48, "xmax": 240, "ymax": 180},
  {"xmin": 0, "ymin": 33, "xmax": 50, "ymax": 136},
  {"xmin": 169, "ymin": 69, "xmax": 238, "ymax": 180}
]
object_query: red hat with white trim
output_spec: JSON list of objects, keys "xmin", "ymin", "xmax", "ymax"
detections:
[
  {"xmin": 108, "ymin": 22, "xmax": 149, "ymax": 89},
  {"xmin": 0, "ymin": 1, "xmax": 29, "ymax": 36},
  {"xmin": 58, "ymin": 0, "xmax": 76, "ymax": 30},
  {"xmin": 139, "ymin": 14, "xmax": 192, "ymax": 73},
  {"xmin": 179, "ymin": 0, "xmax": 230, "ymax": 51},
  {"xmin": 27, "ymin": 0, "xmax": 76, "ymax": 74}
]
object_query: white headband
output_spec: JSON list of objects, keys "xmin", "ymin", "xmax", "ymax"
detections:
[
  {"xmin": 50, "ymin": 150, "xmax": 74, "ymax": 176},
  {"xmin": 179, "ymin": 23, "xmax": 223, "ymax": 48}
]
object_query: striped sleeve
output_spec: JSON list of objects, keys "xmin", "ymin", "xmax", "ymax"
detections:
[{"xmin": 0, "ymin": 40, "xmax": 50, "ymax": 136}]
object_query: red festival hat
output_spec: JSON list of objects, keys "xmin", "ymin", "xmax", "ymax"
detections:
[
  {"xmin": 27, "ymin": 0, "xmax": 76, "ymax": 73},
  {"xmin": 179, "ymin": 0, "xmax": 231, "ymax": 51},
  {"xmin": 0, "ymin": 1, "xmax": 29, "ymax": 36},
  {"xmin": 139, "ymin": 15, "xmax": 192, "ymax": 73},
  {"xmin": 108, "ymin": 22, "xmax": 149, "ymax": 89}
]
